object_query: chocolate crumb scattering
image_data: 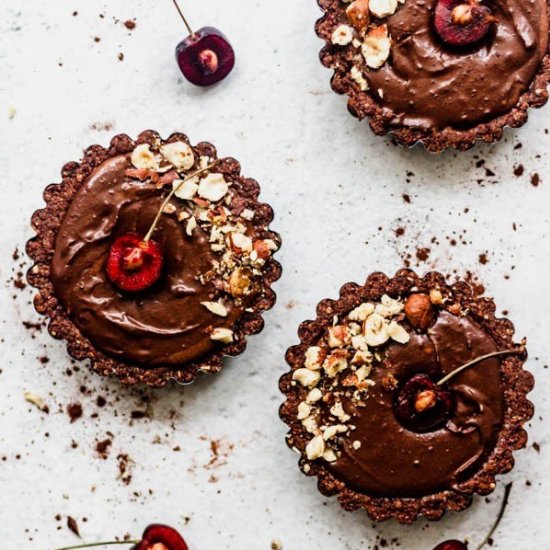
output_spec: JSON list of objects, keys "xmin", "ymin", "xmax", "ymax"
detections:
[{"xmin": 316, "ymin": 0, "xmax": 550, "ymax": 151}]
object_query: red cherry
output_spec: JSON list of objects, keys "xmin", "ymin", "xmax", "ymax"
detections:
[
  {"xmin": 106, "ymin": 233, "xmax": 163, "ymax": 292},
  {"xmin": 176, "ymin": 26, "xmax": 235, "ymax": 86},
  {"xmin": 133, "ymin": 524, "xmax": 189, "ymax": 550},
  {"xmin": 395, "ymin": 373, "xmax": 454, "ymax": 432},
  {"xmin": 434, "ymin": 0, "xmax": 495, "ymax": 47},
  {"xmin": 433, "ymin": 540, "xmax": 468, "ymax": 550}
]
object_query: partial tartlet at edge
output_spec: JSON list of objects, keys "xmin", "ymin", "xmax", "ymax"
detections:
[{"xmin": 315, "ymin": 0, "xmax": 550, "ymax": 152}]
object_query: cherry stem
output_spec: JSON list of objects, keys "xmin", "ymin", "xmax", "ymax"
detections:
[
  {"xmin": 143, "ymin": 159, "xmax": 221, "ymax": 243},
  {"xmin": 475, "ymin": 482, "xmax": 513, "ymax": 550},
  {"xmin": 53, "ymin": 541, "xmax": 139, "ymax": 550},
  {"xmin": 171, "ymin": 0, "xmax": 194, "ymax": 36},
  {"xmin": 436, "ymin": 341, "xmax": 525, "ymax": 387}
]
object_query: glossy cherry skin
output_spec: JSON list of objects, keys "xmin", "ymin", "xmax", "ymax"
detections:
[
  {"xmin": 433, "ymin": 540, "xmax": 468, "ymax": 550},
  {"xmin": 395, "ymin": 374, "xmax": 454, "ymax": 432},
  {"xmin": 434, "ymin": 0, "xmax": 494, "ymax": 47},
  {"xmin": 133, "ymin": 524, "xmax": 189, "ymax": 550},
  {"xmin": 106, "ymin": 233, "xmax": 163, "ymax": 292},
  {"xmin": 176, "ymin": 26, "xmax": 235, "ymax": 86}
]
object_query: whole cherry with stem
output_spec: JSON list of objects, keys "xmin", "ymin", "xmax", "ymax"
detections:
[
  {"xmin": 53, "ymin": 524, "xmax": 188, "ymax": 550},
  {"xmin": 171, "ymin": 0, "xmax": 235, "ymax": 87},
  {"xmin": 106, "ymin": 160, "xmax": 221, "ymax": 293},
  {"xmin": 434, "ymin": 482, "xmax": 513, "ymax": 550},
  {"xmin": 395, "ymin": 343, "xmax": 525, "ymax": 432}
]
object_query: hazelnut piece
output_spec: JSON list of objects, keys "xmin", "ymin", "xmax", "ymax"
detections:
[
  {"xmin": 346, "ymin": 0, "xmax": 370, "ymax": 31},
  {"xmin": 404, "ymin": 293, "xmax": 436, "ymax": 331}
]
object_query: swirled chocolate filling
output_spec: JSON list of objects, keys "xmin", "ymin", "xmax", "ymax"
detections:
[
  {"xmin": 326, "ymin": 311, "xmax": 504, "ymax": 498},
  {"xmin": 51, "ymin": 155, "xmax": 257, "ymax": 367}
]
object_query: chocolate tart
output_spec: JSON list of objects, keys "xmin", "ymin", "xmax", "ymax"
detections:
[
  {"xmin": 315, "ymin": 0, "xmax": 550, "ymax": 152},
  {"xmin": 279, "ymin": 270, "xmax": 533, "ymax": 523},
  {"xmin": 26, "ymin": 131, "xmax": 281, "ymax": 387}
]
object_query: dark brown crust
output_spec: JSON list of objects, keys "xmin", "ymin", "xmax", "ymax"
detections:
[
  {"xmin": 279, "ymin": 270, "xmax": 534, "ymax": 523},
  {"xmin": 315, "ymin": 0, "xmax": 550, "ymax": 153},
  {"xmin": 26, "ymin": 130, "xmax": 282, "ymax": 387}
]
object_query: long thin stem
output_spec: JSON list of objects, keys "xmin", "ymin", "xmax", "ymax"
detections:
[
  {"xmin": 143, "ymin": 160, "xmax": 221, "ymax": 243},
  {"xmin": 475, "ymin": 482, "xmax": 513, "ymax": 550},
  {"xmin": 437, "ymin": 347, "xmax": 523, "ymax": 387},
  {"xmin": 171, "ymin": 0, "xmax": 194, "ymax": 35},
  {"xmin": 54, "ymin": 541, "xmax": 139, "ymax": 550}
]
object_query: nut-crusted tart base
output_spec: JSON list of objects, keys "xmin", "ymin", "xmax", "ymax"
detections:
[
  {"xmin": 279, "ymin": 270, "xmax": 534, "ymax": 523},
  {"xmin": 26, "ymin": 131, "xmax": 282, "ymax": 387},
  {"xmin": 315, "ymin": 0, "xmax": 550, "ymax": 153}
]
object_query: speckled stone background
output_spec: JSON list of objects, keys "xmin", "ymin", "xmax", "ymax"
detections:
[{"xmin": 1, "ymin": 0, "xmax": 549, "ymax": 548}]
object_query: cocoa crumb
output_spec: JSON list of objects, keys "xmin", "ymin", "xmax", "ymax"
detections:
[
  {"xmin": 530, "ymin": 173, "xmax": 541, "ymax": 187},
  {"xmin": 67, "ymin": 402, "xmax": 83, "ymax": 423},
  {"xmin": 513, "ymin": 164, "xmax": 524, "ymax": 177},
  {"xmin": 22, "ymin": 321, "xmax": 42, "ymax": 331},
  {"xmin": 117, "ymin": 453, "xmax": 133, "ymax": 485},
  {"xmin": 13, "ymin": 274, "xmax": 26, "ymax": 289},
  {"xmin": 463, "ymin": 271, "xmax": 485, "ymax": 297},
  {"xmin": 95, "ymin": 438, "xmax": 112, "ymax": 459},
  {"xmin": 90, "ymin": 121, "xmax": 114, "ymax": 132},
  {"xmin": 67, "ymin": 516, "xmax": 80, "ymax": 537},
  {"xmin": 402, "ymin": 194, "xmax": 411, "ymax": 204},
  {"xmin": 533, "ymin": 442, "xmax": 540, "ymax": 453},
  {"xmin": 415, "ymin": 247, "xmax": 430, "ymax": 262},
  {"xmin": 124, "ymin": 20, "xmax": 136, "ymax": 30},
  {"xmin": 478, "ymin": 253, "xmax": 489, "ymax": 265}
]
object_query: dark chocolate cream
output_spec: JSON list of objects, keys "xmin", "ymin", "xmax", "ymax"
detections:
[
  {"xmin": 327, "ymin": 311, "xmax": 504, "ymax": 498},
  {"xmin": 367, "ymin": 0, "xmax": 549, "ymax": 129},
  {"xmin": 51, "ymin": 155, "xmax": 255, "ymax": 367}
]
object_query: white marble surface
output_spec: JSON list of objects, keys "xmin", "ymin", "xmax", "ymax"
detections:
[{"xmin": 1, "ymin": 0, "xmax": 549, "ymax": 548}]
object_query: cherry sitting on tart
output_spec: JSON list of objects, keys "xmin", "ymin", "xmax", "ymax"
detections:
[
  {"xmin": 171, "ymin": 0, "xmax": 235, "ymax": 86},
  {"xmin": 434, "ymin": 0, "xmax": 496, "ymax": 47},
  {"xmin": 107, "ymin": 233, "xmax": 163, "ymax": 292},
  {"xmin": 395, "ymin": 346, "xmax": 524, "ymax": 433},
  {"xmin": 395, "ymin": 373, "xmax": 454, "ymax": 432}
]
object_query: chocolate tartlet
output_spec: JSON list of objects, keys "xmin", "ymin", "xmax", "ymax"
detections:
[
  {"xmin": 27, "ymin": 131, "xmax": 281, "ymax": 386},
  {"xmin": 315, "ymin": 0, "xmax": 550, "ymax": 151},
  {"xmin": 279, "ymin": 270, "xmax": 533, "ymax": 523}
]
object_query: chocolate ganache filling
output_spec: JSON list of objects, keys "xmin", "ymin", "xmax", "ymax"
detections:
[
  {"xmin": 366, "ymin": 0, "xmax": 549, "ymax": 129},
  {"xmin": 51, "ymin": 155, "xmax": 258, "ymax": 367},
  {"xmin": 326, "ymin": 311, "xmax": 504, "ymax": 498}
]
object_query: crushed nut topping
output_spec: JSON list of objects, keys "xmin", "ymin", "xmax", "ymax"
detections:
[
  {"xmin": 331, "ymin": 0, "xmax": 405, "ymax": 87},
  {"xmin": 292, "ymin": 294, "xmax": 410, "ymax": 463},
  {"xmin": 127, "ymin": 141, "xmax": 279, "ymax": 349}
]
